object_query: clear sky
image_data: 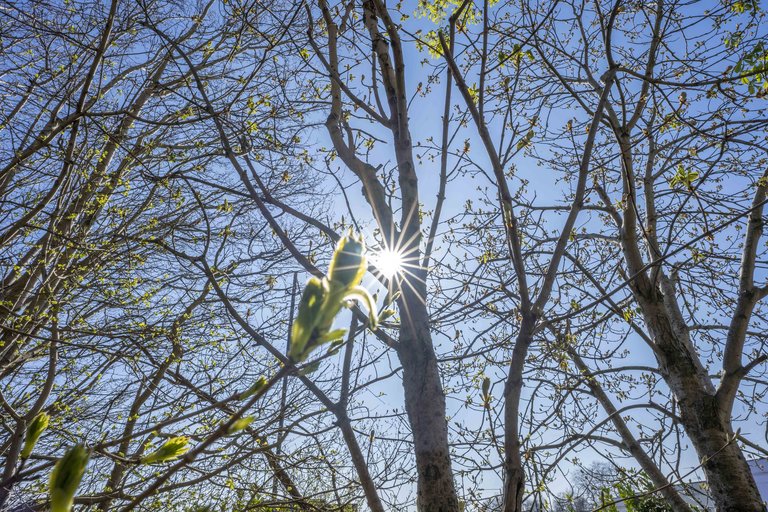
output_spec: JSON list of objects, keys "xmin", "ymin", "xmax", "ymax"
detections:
[{"xmin": 300, "ymin": 0, "xmax": 768, "ymax": 507}]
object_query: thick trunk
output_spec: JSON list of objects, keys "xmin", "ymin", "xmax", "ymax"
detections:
[
  {"xmin": 681, "ymin": 402, "xmax": 764, "ymax": 512},
  {"xmin": 611, "ymin": 46, "xmax": 763, "ymax": 504},
  {"xmin": 502, "ymin": 313, "xmax": 536, "ymax": 512},
  {"xmin": 640, "ymin": 295, "xmax": 765, "ymax": 512},
  {"xmin": 397, "ymin": 288, "xmax": 459, "ymax": 512}
]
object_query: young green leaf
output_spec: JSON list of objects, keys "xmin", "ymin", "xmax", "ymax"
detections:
[
  {"xmin": 239, "ymin": 376, "xmax": 267, "ymax": 400},
  {"xmin": 343, "ymin": 286, "xmax": 379, "ymax": 329},
  {"xmin": 141, "ymin": 436, "xmax": 190, "ymax": 464},
  {"xmin": 227, "ymin": 416, "xmax": 255, "ymax": 435},
  {"xmin": 49, "ymin": 445, "xmax": 89, "ymax": 512},
  {"xmin": 289, "ymin": 277, "xmax": 328, "ymax": 361},
  {"xmin": 21, "ymin": 412, "xmax": 49, "ymax": 459}
]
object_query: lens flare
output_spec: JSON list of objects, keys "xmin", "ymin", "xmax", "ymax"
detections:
[{"xmin": 374, "ymin": 248, "xmax": 405, "ymax": 279}]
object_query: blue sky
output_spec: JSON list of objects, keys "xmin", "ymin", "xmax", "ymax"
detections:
[{"xmin": 293, "ymin": 0, "xmax": 768, "ymax": 506}]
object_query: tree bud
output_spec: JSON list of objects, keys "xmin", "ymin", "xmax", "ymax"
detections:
[
  {"xmin": 49, "ymin": 445, "xmax": 89, "ymax": 512},
  {"xmin": 141, "ymin": 436, "xmax": 190, "ymax": 464},
  {"xmin": 328, "ymin": 234, "xmax": 366, "ymax": 287},
  {"xmin": 290, "ymin": 277, "xmax": 328, "ymax": 361},
  {"xmin": 21, "ymin": 412, "xmax": 49, "ymax": 459}
]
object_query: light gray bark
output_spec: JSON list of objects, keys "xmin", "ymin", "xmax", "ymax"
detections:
[{"xmin": 311, "ymin": 1, "xmax": 461, "ymax": 509}]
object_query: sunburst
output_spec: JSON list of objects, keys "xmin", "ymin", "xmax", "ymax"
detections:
[
  {"xmin": 365, "ymin": 203, "xmax": 429, "ymax": 327},
  {"xmin": 371, "ymin": 248, "xmax": 405, "ymax": 279}
]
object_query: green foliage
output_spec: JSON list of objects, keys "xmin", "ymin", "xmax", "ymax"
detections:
[
  {"xmin": 599, "ymin": 487, "xmax": 618, "ymax": 512},
  {"xmin": 239, "ymin": 375, "xmax": 268, "ymax": 399},
  {"xmin": 729, "ymin": 0, "xmax": 760, "ymax": 14},
  {"xmin": 669, "ymin": 165, "xmax": 699, "ymax": 190},
  {"xmin": 227, "ymin": 416, "xmax": 255, "ymax": 435},
  {"xmin": 734, "ymin": 42, "xmax": 768, "ymax": 96},
  {"xmin": 612, "ymin": 474, "xmax": 674, "ymax": 512},
  {"xmin": 289, "ymin": 233, "xmax": 378, "ymax": 362},
  {"xmin": 49, "ymin": 445, "xmax": 89, "ymax": 512},
  {"xmin": 516, "ymin": 130, "xmax": 535, "ymax": 151},
  {"xmin": 499, "ymin": 44, "xmax": 535, "ymax": 68},
  {"xmin": 21, "ymin": 412, "xmax": 49, "ymax": 459},
  {"xmin": 415, "ymin": 0, "xmax": 477, "ymax": 24},
  {"xmin": 141, "ymin": 436, "xmax": 190, "ymax": 464}
]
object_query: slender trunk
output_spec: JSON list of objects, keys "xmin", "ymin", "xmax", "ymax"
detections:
[
  {"xmin": 312, "ymin": 1, "xmax": 459, "ymax": 507},
  {"xmin": 0, "ymin": 421, "xmax": 25, "ymax": 509},
  {"xmin": 397, "ymin": 286, "xmax": 459, "ymax": 512},
  {"xmin": 502, "ymin": 312, "xmax": 536, "ymax": 512}
]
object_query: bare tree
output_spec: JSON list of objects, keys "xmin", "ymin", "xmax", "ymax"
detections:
[
  {"xmin": 4, "ymin": 1, "xmax": 768, "ymax": 512},
  {"xmin": 429, "ymin": 0, "xmax": 768, "ymax": 510},
  {"xmin": 1, "ymin": 1, "xmax": 335, "ymax": 510}
]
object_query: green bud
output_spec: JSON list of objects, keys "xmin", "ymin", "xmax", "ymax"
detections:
[
  {"xmin": 342, "ymin": 286, "xmax": 379, "ymax": 329},
  {"xmin": 328, "ymin": 234, "xmax": 366, "ymax": 287},
  {"xmin": 21, "ymin": 412, "xmax": 49, "ymax": 459},
  {"xmin": 481, "ymin": 376, "xmax": 491, "ymax": 406},
  {"xmin": 227, "ymin": 416, "xmax": 254, "ymax": 435},
  {"xmin": 289, "ymin": 235, "xmax": 377, "ymax": 362},
  {"xmin": 326, "ymin": 338, "xmax": 346, "ymax": 356},
  {"xmin": 298, "ymin": 361, "xmax": 321, "ymax": 376},
  {"xmin": 379, "ymin": 309, "xmax": 396, "ymax": 322},
  {"xmin": 49, "ymin": 445, "xmax": 89, "ymax": 512},
  {"xmin": 240, "ymin": 376, "xmax": 267, "ymax": 399},
  {"xmin": 290, "ymin": 277, "xmax": 328, "ymax": 361},
  {"xmin": 316, "ymin": 328, "xmax": 347, "ymax": 344},
  {"xmin": 383, "ymin": 290, "xmax": 401, "ymax": 307},
  {"xmin": 141, "ymin": 436, "xmax": 190, "ymax": 464}
]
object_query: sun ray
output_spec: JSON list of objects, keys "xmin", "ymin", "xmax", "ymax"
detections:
[
  {"xmin": 372, "ymin": 248, "xmax": 405, "ymax": 279},
  {"xmin": 362, "ymin": 201, "xmax": 431, "ymax": 326}
]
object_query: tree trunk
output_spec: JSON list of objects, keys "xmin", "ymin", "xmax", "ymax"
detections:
[
  {"xmin": 502, "ymin": 312, "xmax": 536, "ymax": 512},
  {"xmin": 397, "ymin": 284, "xmax": 460, "ymax": 512},
  {"xmin": 681, "ymin": 402, "xmax": 764, "ymax": 512},
  {"xmin": 639, "ymin": 291, "xmax": 765, "ymax": 512}
]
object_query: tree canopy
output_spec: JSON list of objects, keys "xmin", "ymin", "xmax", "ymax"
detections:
[{"xmin": 2, "ymin": 1, "xmax": 768, "ymax": 511}]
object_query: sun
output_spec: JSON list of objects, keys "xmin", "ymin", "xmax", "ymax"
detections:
[{"xmin": 373, "ymin": 248, "xmax": 405, "ymax": 279}]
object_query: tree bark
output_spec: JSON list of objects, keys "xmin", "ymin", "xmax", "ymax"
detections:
[
  {"xmin": 312, "ymin": 1, "xmax": 461, "ymax": 508},
  {"xmin": 398, "ymin": 283, "xmax": 460, "ymax": 512},
  {"xmin": 638, "ymin": 294, "xmax": 765, "ymax": 512},
  {"xmin": 613, "ymin": 97, "xmax": 766, "ymax": 509},
  {"xmin": 501, "ymin": 313, "xmax": 536, "ymax": 512}
]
